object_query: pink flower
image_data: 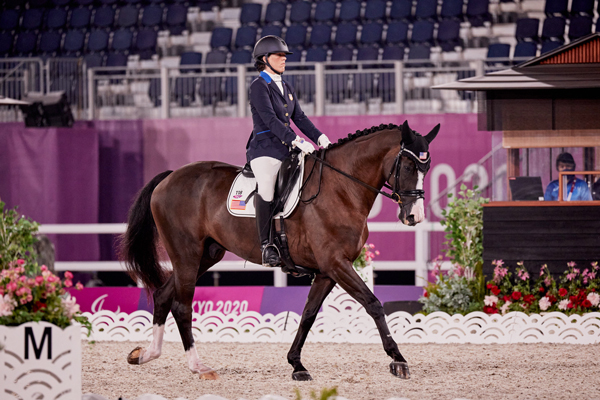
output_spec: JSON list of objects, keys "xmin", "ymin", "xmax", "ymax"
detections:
[
  {"xmin": 61, "ymin": 296, "xmax": 80, "ymax": 319},
  {"xmin": 6, "ymin": 281, "xmax": 17, "ymax": 293},
  {"xmin": 566, "ymin": 273, "xmax": 576, "ymax": 281},
  {"xmin": 587, "ymin": 292, "xmax": 600, "ymax": 307},
  {"xmin": 64, "ymin": 271, "xmax": 74, "ymax": 279},
  {"xmin": 375, "ymin": 250, "xmax": 380, "ymax": 256},
  {"xmin": 0, "ymin": 294, "xmax": 17, "ymax": 317},
  {"xmin": 41, "ymin": 265, "xmax": 48, "ymax": 271},
  {"xmin": 544, "ymin": 277, "xmax": 552, "ymax": 286},
  {"xmin": 75, "ymin": 282, "xmax": 84, "ymax": 290},
  {"xmin": 64, "ymin": 279, "xmax": 73, "ymax": 288},
  {"xmin": 47, "ymin": 275, "xmax": 58, "ymax": 283},
  {"xmin": 16, "ymin": 259, "xmax": 25, "ymax": 265},
  {"xmin": 592, "ymin": 262, "xmax": 598, "ymax": 270},
  {"xmin": 20, "ymin": 297, "xmax": 28, "ymax": 305},
  {"xmin": 35, "ymin": 276, "xmax": 44, "ymax": 285},
  {"xmin": 492, "ymin": 259, "xmax": 505, "ymax": 267},
  {"xmin": 567, "ymin": 261, "xmax": 576, "ymax": 268},
  {"xmin": 484, "ymin": 295, "xmax": 498, "ymax": 306},
  {"xmin": 500, "ymin": 301, "xmax": 511, "ymax": 315},
  {"xmin": 539, "ymin": 297, "xmax": 551, "ymax": 311},
  {"xmin": 558, "ymin": 299, "xmax": 570, "ymax": 310},
  {"xmin": 19, "ymin": 276, "xmax": 26, "ymax": 283}
]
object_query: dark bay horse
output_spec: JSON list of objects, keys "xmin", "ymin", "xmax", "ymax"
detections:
[{"xmin": 120, "ymin": 120, "xmax": 439, "ymax": 381}]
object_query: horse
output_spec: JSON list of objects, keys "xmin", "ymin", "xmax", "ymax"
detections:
[{"xmin": 120, "ymin": 120, "xmax": 439, "ymax": 381}]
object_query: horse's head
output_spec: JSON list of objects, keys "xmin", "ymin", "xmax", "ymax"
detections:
[{"xmin": 391, "ymin": 120, "xmax": 439, "ymax": 226}]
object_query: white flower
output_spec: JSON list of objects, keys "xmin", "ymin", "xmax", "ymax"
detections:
[
  {"xmin": 539, "ymin": 296, "xmax": 551, "ymax": 311},
  {"xmin": 484, "ymin": 295, "xmax": 498, "ymax": 306},
  {"xmin": 500, "ymin": 301, "xmax": 511, "ymax": 315},
  {"xmin": 0, "ymin": 294, "xmax": 17, "ymax": 317},
  {"xmin": 558, "ymin": 299, "xmax": 570, "ymax": 310},
  {"xmin": 61, "ymin": 296, "xmax": 80, "ymax": 319},
  {"xmin": 587, "ymin": 292, "xmax": 600, "ymax": 307}
]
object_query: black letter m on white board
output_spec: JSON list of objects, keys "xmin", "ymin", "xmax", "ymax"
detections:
[{"xmin": 24, "ymin": 327, "xmax": 52, "ymax": 360}]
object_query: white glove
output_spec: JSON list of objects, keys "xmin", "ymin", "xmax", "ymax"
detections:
[
  {"xmin": 317, "ymin": 134, "xmax": 332, "ymax": 148},
  {"xmin": 291, "ymin": 136, "xmax": 315, "ymax": 154}
]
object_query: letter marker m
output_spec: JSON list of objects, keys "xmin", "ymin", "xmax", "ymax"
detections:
[{"xmin": 24, "ymin": 326, "xmax": 52, "ymax": 360}]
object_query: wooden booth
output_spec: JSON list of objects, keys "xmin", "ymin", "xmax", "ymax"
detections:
[{"xmin": 434, "ymin": 33, "xmax": 600, "ymax": 277}]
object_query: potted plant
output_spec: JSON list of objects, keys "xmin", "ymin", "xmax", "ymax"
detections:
[{"xmin": 353, "ymin": 243, "xmax": 379, "ymax": 292}]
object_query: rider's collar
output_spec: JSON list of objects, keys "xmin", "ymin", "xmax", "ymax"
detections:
[{"xmin": 260, "ymin": 70, "xmax": 282, "ymax": 83}]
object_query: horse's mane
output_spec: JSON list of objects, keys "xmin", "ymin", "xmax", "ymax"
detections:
[{"xmin": 320, "ymin": 123, "xmax": 399, "ymax": 153}]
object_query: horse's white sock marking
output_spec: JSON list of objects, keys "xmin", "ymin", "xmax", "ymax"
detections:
[
  {"xmin": 185, "ymin": 345, "xmax": 214, "ymax": 374},
  {"xmin": 139, "ymin": 324, "xmax": 164, "ymax": 364}
]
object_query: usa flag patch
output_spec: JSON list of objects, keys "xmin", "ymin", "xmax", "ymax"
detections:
[
  {"xmin": 230, "ymin": 199, "xmax": 246, "ymax": 210},
  {"xmin": 419, "ymin": 152, "xmax": 428, "ymax": 160}
]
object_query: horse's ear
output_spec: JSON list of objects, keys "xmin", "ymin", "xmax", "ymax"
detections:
[
  {"xmin": 401, "ymin": 120, "xmax": 416, "ymax": 144},
  {"xmin": 425, "ymin": 124, "xmax": 440, "ymax": 143}
]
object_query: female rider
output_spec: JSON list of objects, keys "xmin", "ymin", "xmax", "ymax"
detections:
[{"xmin": 246, "ymin": 35, "xmax": 332, "ymax": 268}]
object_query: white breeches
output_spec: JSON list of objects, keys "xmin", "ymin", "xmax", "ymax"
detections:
[{"xmin": 250, "ymin": 156, "xmax": 282, "ymax": 202}]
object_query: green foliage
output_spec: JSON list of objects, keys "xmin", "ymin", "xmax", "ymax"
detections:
[
  {"xmin": 295, "ymin": 387, "xmax": 338, "ymax": 400},
  {"xmin": 0, "ymin": 200, "xmax": 39, "ymax": 272}
]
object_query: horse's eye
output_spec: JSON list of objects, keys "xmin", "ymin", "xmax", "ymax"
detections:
[{"xmin": 404, "ymin": 165, "xmax": 413, "ymax": 172}]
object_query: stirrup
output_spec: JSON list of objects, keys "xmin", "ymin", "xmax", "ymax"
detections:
[{"xmin": 261, "ymin": 244, "xmax": 281, "ymax": 267}]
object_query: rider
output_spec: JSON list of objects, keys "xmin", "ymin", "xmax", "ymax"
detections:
[{"xmin": 246, "ymin": 35, "xmax": 332, "ymax": 268}]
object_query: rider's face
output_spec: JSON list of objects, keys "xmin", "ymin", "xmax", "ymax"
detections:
[{"xmin": 265, "ymin": 52, "xmax": 287, "ymax": 73}]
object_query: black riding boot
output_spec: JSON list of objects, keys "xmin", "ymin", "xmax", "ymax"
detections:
[{"xmin": 255, "ymin": 194, "xmax": 281, "ymax": 267}]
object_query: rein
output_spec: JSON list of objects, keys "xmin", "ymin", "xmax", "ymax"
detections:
[{"xmin": 303, "ymin": 145, "xmax": 425, "ymax": 206}]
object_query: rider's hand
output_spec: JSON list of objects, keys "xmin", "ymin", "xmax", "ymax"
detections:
[
  {"xmin": 317, "ymin": 134, "xmax": 332, "ymax": 149},
  {"xmin": 292, "ymin": 136, "xmax": 315, "ymax": 154}
]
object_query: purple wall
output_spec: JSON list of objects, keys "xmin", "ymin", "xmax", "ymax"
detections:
[{"xmin": 0, "ymin": 115, "xmax": 491, "ymax": 263}]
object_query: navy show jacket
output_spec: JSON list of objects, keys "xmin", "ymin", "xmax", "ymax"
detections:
[{"xmin": 246, "ymin": 71, "xmax": 323, "ymax": 162}]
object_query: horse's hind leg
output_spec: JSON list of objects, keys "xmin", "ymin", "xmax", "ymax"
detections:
[
  {"xmin": 127, "ymin": 274, "xmax": 176, "ymax": 365},
  {"xmin": 287, "ymin": 274, "xmax": 337, "ymax": 381},
  {"xmin": 328, "ymin": 263, "xmax": 410, "ymax": 379}
]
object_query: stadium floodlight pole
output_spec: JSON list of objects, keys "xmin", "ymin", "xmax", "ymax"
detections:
[
  {"xmin": 237, "ymin": 64, "xmax": 247, "ymax": 117},
  {"xmin": 394, "ymin": 61, "xmax": 404, "ymax": 115}
]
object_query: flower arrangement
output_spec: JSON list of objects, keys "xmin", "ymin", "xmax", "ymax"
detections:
[
  {"xmin": 0, "ymin": 259, "xmax": 91, "ymax": 332},
  {"xmin": 353, "ymin": 243, "xmax": 379, "ymax": 271},
  {"xmin": 484, "ymin": 260, "xmax": 600, "ymax": 315}
]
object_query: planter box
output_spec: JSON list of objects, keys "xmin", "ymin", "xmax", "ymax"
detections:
[{"xmin": 0, "ymin": 322, "xmax": 82, "ymax": 399}]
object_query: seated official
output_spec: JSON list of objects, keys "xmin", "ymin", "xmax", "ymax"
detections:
[{"xmin": 544, "ymin": 152, "xmax": 592, "ymax": 201}]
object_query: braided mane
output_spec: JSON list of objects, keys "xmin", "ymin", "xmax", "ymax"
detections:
[{"xmin": 320, "ymin": 123, "xmax": 399, "ymax": 153}]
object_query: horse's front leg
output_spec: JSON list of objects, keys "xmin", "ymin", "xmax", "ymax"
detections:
[
  {"xmin": 328, "ymin": 262, "xmax": 410, "ymax": 379},
  {"xmin": 287, "ymin": 274, "xmax": 337, "ymax": 381}
]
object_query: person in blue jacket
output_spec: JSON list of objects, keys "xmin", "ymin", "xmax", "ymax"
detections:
[
  {"xmin": 544, "ymin": 152, "xmax": 592, "ymax": 201},
  {"xmin": 246, "ymin": 35, "xmax": 332, "ymax": 268}
]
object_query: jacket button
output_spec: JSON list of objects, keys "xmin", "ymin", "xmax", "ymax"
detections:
[
  {"xmin": 284, "ymin": 123, "xmax": 288, "ymax": 126},
  {"xmin": 284, "ymin": 104, "xmax": 287, "ymax": 107},
  {"xmin": 285, "ymin": 113, "xmax": 288, "ymax": 116}
]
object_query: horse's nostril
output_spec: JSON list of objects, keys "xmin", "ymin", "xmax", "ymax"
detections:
[{"xmin": 407, "ymin": 215, "xmax": 415, "ymax": 224}]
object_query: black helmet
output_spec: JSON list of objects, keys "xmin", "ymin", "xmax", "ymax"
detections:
[
  {"xmin": 556, "ymin": 152, "xmax": 575, "ymax": 170},
  {"xmin": 252, "ymin": 35, "xmax": 292, "ymax": 61}
]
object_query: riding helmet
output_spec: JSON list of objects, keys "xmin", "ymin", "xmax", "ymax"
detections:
[{"xmin": 252, "ymin": 35, "xmax": 292, "ymax": 61}]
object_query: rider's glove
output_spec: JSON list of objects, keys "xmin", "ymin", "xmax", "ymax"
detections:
[
  {"xmin": 317, "ymin": 134, "xmax": 332, "ymax": 149},
  {"xmin": 292, "ymin": 136, "xmax": 315, "ymax": 154}
]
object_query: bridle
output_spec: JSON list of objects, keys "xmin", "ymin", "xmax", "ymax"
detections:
[{"xmin": 303, "ymin": 144, "xmax": 430, "ymax": 211}]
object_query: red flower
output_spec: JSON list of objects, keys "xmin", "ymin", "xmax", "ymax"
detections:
[
  {"xmin": 32, "ymin": 301, "xmax": 47, "ymax": 312},
  {"xmin": 483, "ymin": 306, "xmax": 498, "ymax": 314},
  {"xmin": 487, "ymin": 283, "xmax": 493, "ymax": 289},
  {"xmin": 503, "ymin": 295, "xmax": 511, "ymax": 302},
  {"xmin": 559, "ymin": 288, "xmax": 568, "ymax": 297},
  {"xmin": 568, "ymin": 302, "xmax": 575, "ymax": 309},
  {"xmin": 523, "ymin": 294, "xmax": 535, "ymax": 304},
  {"xmin": 582, "ymin": 300, "xmax": 592, "ymax": 308},
  {"xmin": 491, "ymin": 286, "xmax": 501, "ymax": 296},
  {"xmin": 539, "ymin": 287, "xmax": 545, "ymax": 293},
  {"xmin": 512, "ymin": 291, "xmax": 522, "ymax": 301},
  {"xmin": 424, "ymin": 290, "xmax": 429, "ymax": 298},
  {"xmin": 547, "ymin": 295, "xmax": 557, "ymax": 304}
]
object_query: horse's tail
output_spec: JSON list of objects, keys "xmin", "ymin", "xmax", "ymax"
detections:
[{"xmin": 119, "ymin": 170, "xmax": 173, "ymax": 291}]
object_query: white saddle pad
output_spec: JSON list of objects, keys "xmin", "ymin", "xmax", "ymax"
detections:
[{"xmin": 227, "ymin": 157, "xmax": 305, "ymax": 218}]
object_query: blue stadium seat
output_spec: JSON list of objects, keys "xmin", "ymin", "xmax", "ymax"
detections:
[
  {"xmin": 286, "ymin": 49, "xmax": 302, "ymax": 63},
  {"xmin": 545, "ymin": 0, "xmax": 569, "ymax": 17},
  {"xmin": 21, "ymin": 8, "xmax": 44, "ymax": 31},
  {"xmin": 285, "ymin": 24, "xmax": 308, "ymax": 48},
  {"xmin": 69, "ymin": 8, "xmax": 92, "ymax": 29},
  {"xmin": 407, "ymin": 44, "xmax": 432, "ymax": 67},
  {"xmin": 235, "ymin": 25, "xmax": 257, "ymax": 49},
  {"xmin": 88, "ymin": 29, "xmax": 109, "ymax": 52},
  {"xmin": 141, "ymin": 5, "xmax": 163, "ymax": 28},
  {"xmin": 335, "ymin": 23, "xmax": 358, "ymax": 47},
  {"xmin": 63, "ymin": 29, "xmax": 85, "ymax": 54},
  {"xmin": 466, "ymin": 0, "xmax": 491, "ymax": 27},
  {"xmin": 437, "ymin": 19, "xmax": 462, "ymax": 51},
  {"xmin": 411, "ymin": 20, "xmax": 435, "ymax": 45},
  {"xmin": 99, "ymin": 0, "xmax": 118, "ymax": 5},
  {"xmin": 290, "ymin": 1, "xmax": 312, "ymax": 25},
  {"xmin": 230, "ymin": 49, "xmax": 252, "ymax": 64},
  {"xmin": 415, "ymin": 0, "xmax": 438, "ymax": 21},
  {"xmin": 0, "ymin": 9, "xmax": 20, "ymax": 32},
  {"xmin": 176, "ymin": 52, "xmax": 202, "ymax": 107},
  {"xmin": 180, "ymin": 51, "xmax": 203, "ymax": 71},
  {"xmin": 52, "ymin": 0, "xmax": 71, "ymax": 6},
  {"xmin": 205, "ymin": 49, "xmax": 227, "ymax": 67},
  {"xmin": 39, "ymin": 31, "xmax": 62, "ymax": 55},
  {"xmin": 360, "ymin": 22, "xmax": 383, "ymax": 46},
  {"xmin": 541, "ymin": 16, "xmax": 566, "ymax": 43},
  {"xmin": 386, "ymin": 21, "xmax": 409, "ymax": 45},
  {"xmin": 198, "ymin": 0, "xmax": 219, "ymax": 12},
  {"xmin": 210, "ymin": 27, "xmax": 233, "ymax": 50},
  {"xmin": 328, "ymin": 47, "xmax": 353, "ymax": 103},
  {"xmin": 199, "ymin": 50, "xmax": 227, "ymax": 105},
  {"xmin": 440, "ymin": 0, "xmax": 464, "ymax": 21},
  {"xmin": 330, "ymin": 46, "xmax": 353, "ymax": 62},
  {"xmin": 116, "ymin": 5, "xmax": 139, "ymax": 29},
  {"xmin": 568, "ymin": 15, "xmax": 592, "ymax": 40},
  {"xmin": 305, "ymin": 47, "xmax": 328, "ymax": 62},
  {"xmin": 261, "ymin": 24, "xmax": 283, "ymax": 38},
  {"xmin": 76, "ymin": 0, "xmax": 95, "ymax": 5},
  {"xmin": 135, "ymin": 28, "xmax": 157, "ymax": 59},
  {"xmin": 357, "ymin": 46, "xmax": 379, "ymax": 61},
  {"xmin": 106, "ymin": 52, "xmax": 128, "ymax": 67},
  {"xmin": 355, "ymin": 48, "xmax": 379, "ymax": 99},
  {"xmin": 339, "ymin": 0, "xmax": 361, "ymax": 23},
  {"xmin": 30, "ymin": 0, "xmax": 49, "ymax": 7},
  {"xmin": 363, "ymin": 0, "xmax": 386, "ymax": 22},
  {"xmin": 240, "ymin": 3, "xmax": 262, "ymax": 26},
  {"xmin": 92, "ymin": 6, "xmax": 115, "ymax": 29},
  {"xmin": 83, "ymin": 53, "xmax": 104, "ymax": 69},
  {"xmin": 597, "ymin": 19, "xmax": 600, "ymax": 33},
  {"xmin": 313, "ymin": 1, "xmax": 336, "ymax": 25},
  {"xmin": 541, "ymin": 40, "xmax": 562, "ymax": 53},
  {"xmin": 486, "ymin": 43, "xmax": 510, "ymax": 65},
  {"xmin": 515, "ymin": 18, "xmax": 540, "ymax": 42},
  {"xmin": 382, "ymin": 44, "xmax": 406, "ymax": 60},
  {"xmin": 265, "ymin": 2, "xmax": 287, "ymax": 26},
  {"xmin": 46, "ymin": 8, "xmax": 68, "ymax": 30},
  {"xmin": 514, "ymin": 41, "xmax": 537, "ymax": 59},
  {"xmin": 309, "ymin": 24, "xmax": 332, "ymax": 48},
  {"xmin": 166, "ymin": 4, "xmax": 187, "ymax": 35},
  {"xmin": 570, "ymin": 0, "xmax": 595, "ymax": 16},
  {"xmin": 389, "ymin": 0, "xmax": 412, "ymax": 22},
  {"xmin": 14, "ymin": 32, "xmax": 37, "ymax": 56},
  {"xmin": 0, "ymin": 31, "xmax": 13, "ymax": 56},
  {"xmin": 123, "ymin": 0, "xmax": 142, "ymax": 4},
  {"xmin": 111, "ymin": 29, "xmax": 134, "ymax": 52}
]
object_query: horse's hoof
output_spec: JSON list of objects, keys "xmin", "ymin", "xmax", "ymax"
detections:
[
  {"xmin": 389, "ymin": 361, "xmax": 410, "ymax": 379},
  {"xmin": 292, "ymin": 371, "xmax": 313, "ymax": 381},
  {"xmin": 199, "ymin": 370, "xmax": 220, "ymax": 380},
  {"xmin": 127, "ymin": 346, "xmax": 143, "ymax": 365}
]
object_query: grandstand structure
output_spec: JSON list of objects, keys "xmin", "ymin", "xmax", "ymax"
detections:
[{"xmin": 0, "ymin": 0, "xmax": 599, "ymax": 121}]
